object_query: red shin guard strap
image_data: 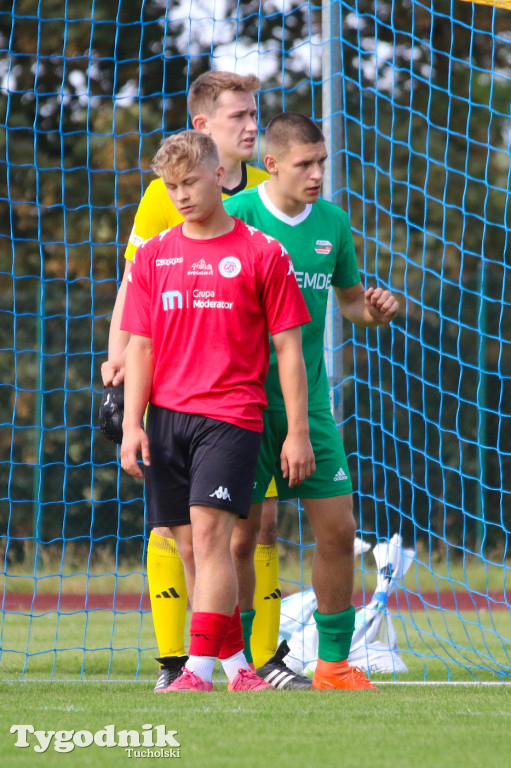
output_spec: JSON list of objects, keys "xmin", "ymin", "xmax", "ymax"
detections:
[
  {"xmin": 189, "ymin": 611, "xmax": 232, "ymax": 658},
  {"xmin": 218, "ymin": 606, "xmax": 245, "ymax": 660}
]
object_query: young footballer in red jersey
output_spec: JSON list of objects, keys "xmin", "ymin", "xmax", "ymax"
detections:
[
  {"xmin": 226, "ymin": 113, "xmax": 399, "ymax": 691},
  {"xmin": 102, "ymin": 72, "xmax": 268, "ymax": 388},
  {"xmin": 120, "ymin": 130, "xmax": 314, "ymax": 691},
  {"xmin": 101, "ymin": 72, "xmax": 282, "ymax": 690}
]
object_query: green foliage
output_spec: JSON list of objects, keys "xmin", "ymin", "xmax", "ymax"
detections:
[
  {"xmin": 0, "ymin": 1, "xmax": 325, "ymax": 562},
  {"xmin": 0, "ymin": 2, "xmax": 202, "ymax": 558},
  {"xmin": 336, "ymin": 1, "xmax": 511, "ymax": 549}
]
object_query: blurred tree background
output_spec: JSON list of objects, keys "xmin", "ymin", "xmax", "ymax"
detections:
[
  {"xmin": 336, "ymin": 0, "xmax": 511, "ymax": 556},
  {"xmin": 0, "ymin": 0, "xmax": 510, "ymax": 573},
  {"xmin": 0, "ymin": 0, "xmax": 325, "ymax": 569}
]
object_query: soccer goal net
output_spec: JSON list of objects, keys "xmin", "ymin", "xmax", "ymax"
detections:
[{"xmin": 1, "ymin": 0, "xmax": 510, "ymax": 682}]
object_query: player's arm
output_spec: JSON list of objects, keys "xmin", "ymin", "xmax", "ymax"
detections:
[
  {"xmin": 101, "ymin": 259, "xmax": 132, "ymax": 386},
  {"xmin": 102, "ymin": 180, "xmax": 171, "ymax": 387},
  {"xmin": 333, "ymin": 282, "xmax": 399, "ymax": 327},
  {"xmin": 272, "ymin": 326, "xmax": 315, "ymax": 487},
  {"xmin": 120, "ymin": 333, "xmax": 153, "ymax": 479}
]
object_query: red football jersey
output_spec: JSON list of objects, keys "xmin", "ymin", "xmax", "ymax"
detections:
[{"xmin": 121, "ymin": 217, "xmax": 310, "ymax": 431}]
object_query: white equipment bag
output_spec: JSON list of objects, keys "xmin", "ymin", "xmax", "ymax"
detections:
[{"xmin": 279, "ymin": 534, "xmax": 414, "ymax": 676}]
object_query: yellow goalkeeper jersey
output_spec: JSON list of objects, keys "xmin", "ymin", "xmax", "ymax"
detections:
[{"xmin": 123, "ymin": 162, "xmax": 269, "ymax": 262}]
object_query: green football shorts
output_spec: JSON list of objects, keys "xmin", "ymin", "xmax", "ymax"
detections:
[{"xmin": 251, "ymin": 408, "xmax": 352, "ymax": 503}]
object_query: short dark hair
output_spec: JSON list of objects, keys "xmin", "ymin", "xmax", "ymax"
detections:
[
  {"xmin": 265, "ymin": 112, "xmax": 325, "ymax": 157},
  {"xmin": 188, "ymin": 71, "xmax": 260, "ymax": 118}
]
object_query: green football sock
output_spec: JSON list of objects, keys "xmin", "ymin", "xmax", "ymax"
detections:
[
  {"xmin": 240, "ymin": 609, "xmax": 256, "ymax": 664},
  {"xmin": 314, "ymin": 606, "xmax": 356, "ymax": 662}
]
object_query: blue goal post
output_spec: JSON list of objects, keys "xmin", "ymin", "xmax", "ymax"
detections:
[{"xmin": 1, "ymin": 0, "xmax": 510, "ymax": 682}]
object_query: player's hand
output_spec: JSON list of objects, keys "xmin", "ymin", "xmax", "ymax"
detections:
[
  {"xmin": 101, "ymin": 359, "xmax": 125, "ymax": 387},
  {"xmin": 120, "ymin": 426, "xmax": 150, "ymax": 479},
  {"xmin": 280, "ymin": 433, "xmax": 316, "ymax": 488},
  {"xmin": 365, "ymin": 286, "xmax": 399, "ymax": 324}
]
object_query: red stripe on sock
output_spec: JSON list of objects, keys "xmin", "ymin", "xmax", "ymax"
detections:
[
  {"xmin": 189, "ymin": 611, "xmax": 232, "ymax": 658},
  {"xmin": 218, "ymin": 606, "xmax": 245, "ymax": 660}
]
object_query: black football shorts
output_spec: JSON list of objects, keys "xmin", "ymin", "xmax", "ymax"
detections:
[{"xmin": 144, "ymin": 404, "xmax": 262, "ymax": 528}]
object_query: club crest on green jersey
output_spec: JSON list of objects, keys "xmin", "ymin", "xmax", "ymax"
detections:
[{"xmin": 314, "ymin": 239, "xmax": 333, "ymax": 255}]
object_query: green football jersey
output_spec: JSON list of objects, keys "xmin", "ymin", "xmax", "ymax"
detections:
[{"xmin": 225, "ymin": 183, "xmax": 361, "ymax": 411}]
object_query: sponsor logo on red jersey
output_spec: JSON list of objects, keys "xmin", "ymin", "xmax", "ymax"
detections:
[
  {"xmin": 162, "ymin": 290, "xmax": 183, "ymax": 310},
  {"xmin": 156, "ymin": 257, "xmax": 183, "ymax": 267},
  {"xmin": 219, "ymin": 256, "xmax": 241, "ymax": 278},
  {"xmin": 161, "ymin": 289, "xmax": 233, "ymax": 311},
  {"xmin": 188, "ymin": 259, "xmax": 213, "ymax": 275}
]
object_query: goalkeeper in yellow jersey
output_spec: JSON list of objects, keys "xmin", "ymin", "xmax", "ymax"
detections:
[{"xmin": 101, "ymin": 71, "xmax": 284, "ymax": 691}]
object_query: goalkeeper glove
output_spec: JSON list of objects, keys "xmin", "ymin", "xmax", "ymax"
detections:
[{"xmin": 99, "ymin": 384, "xmax": 124, "ymax": 444}]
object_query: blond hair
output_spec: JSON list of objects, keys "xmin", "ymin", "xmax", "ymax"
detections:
[
  {"xmin": 188, "ymin": 71, "xmax": 260, "ymax": 118},
  {"xmin": 151, "ymin": 130, "xmax": 220, "ymax": 180}
]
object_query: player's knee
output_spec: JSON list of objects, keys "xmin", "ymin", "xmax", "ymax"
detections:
[
  {"xmin": 257, "ymin": 518, "xmax": 278, "ymax": 545},
  {"xmin": 231, "ymin": 520, "xmax": 259, "ymax": 562},
  {"xmin": 176, "ymin": 538, "xmax": 194, "ymax": 573},
  {"xmin": 191, "ymin": 514, "xmax": 233, "ymax": 563},
  {"xmin": 341, "ymin": 514, "xmax": 357, "ymax": 551},
  {"xmin": 258, "ymin": 498, "xmax": 278, "ymax": 545},
  {"xmin": 151, "ymin": 526, "xmax": 174, "ymax": 539},
  {"xmin": 317, "ymin": 512, "xmax": 356, "ymax": 556}
]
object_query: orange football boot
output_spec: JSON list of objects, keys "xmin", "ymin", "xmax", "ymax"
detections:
[{"xmin": 312, "ymin": 659, "xmax": 377, "ymax": 690}]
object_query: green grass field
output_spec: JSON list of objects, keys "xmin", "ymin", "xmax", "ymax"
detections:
[
  {"xmin": 1, "ymin": 607, "xmax": 510, "ymax": 683},
  {"xmin": 1, "ymin": 607, "xmax": 511, "ymax": 766},
  {"xmin": 2, "ymin": 562, "xmax": 511, "ymax": 767},
  {"xmin": 2, "ymin": 681, "xmax": 510, "ymax": 768}
]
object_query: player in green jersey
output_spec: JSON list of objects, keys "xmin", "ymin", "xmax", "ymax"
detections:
[{"xmin": 225, "ymin": 112, "xmax": 399, "ymax": 690}]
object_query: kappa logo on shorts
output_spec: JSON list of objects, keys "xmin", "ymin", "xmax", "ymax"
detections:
[
  {"xmin": 209, "ymin": 486, "xmax": 232, "ymax": 501},
  {"xmin": 333, "ymin": 467, "xmax": 348, "ymax": 482}
]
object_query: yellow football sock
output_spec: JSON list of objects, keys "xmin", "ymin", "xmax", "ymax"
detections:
[
  {"xmin": 147, "ymin": 531, "xmax": 188, "ymax": 657},
  {"xmin": 251, "ymin": 543, "xmax": 280, "ymax": 668}
]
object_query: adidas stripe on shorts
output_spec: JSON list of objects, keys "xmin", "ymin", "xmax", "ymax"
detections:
[
  {"xmin": 145, "ymin": 404, "xmax": 262, "ymax": 527},
  {"xmin": 251, "ymin": 408, "xmax": 352, "ymax": 504}
]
